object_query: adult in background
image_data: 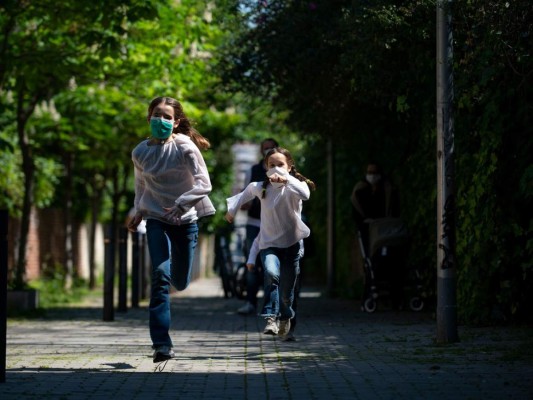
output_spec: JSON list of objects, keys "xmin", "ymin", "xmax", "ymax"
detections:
[
  {"xmin": 350, "ymin": 161, "xmax": 404, "ymax": 308},
  {"xmin": 350, "ymin": 162, "xmax": 399, "ymax": 249}
]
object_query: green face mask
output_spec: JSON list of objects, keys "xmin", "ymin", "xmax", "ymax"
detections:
[{"xmin": 150, "ymin": 117, "xmax": 174, "ymax": 139}]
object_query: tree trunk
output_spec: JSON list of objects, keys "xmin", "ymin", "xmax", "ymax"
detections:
[
  {"xmin": 111, "ymin": 167, "xmax": 120, "ymax": 260},
  {"xmin": 63, "ymin": 152, "xmax": 74, "ymax": 290},
  {"xmin": 14, "ymin": 89, "xmax": 38, "ymax": 289},
  {"xmin": 15, "ymin": 156, "xmax": 35, "ymax": 288},
  {"xmin": 89, "ymin": 180, "xmax": 103, "ymax": 290}
]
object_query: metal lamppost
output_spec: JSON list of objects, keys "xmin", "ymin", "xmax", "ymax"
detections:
[{"xmin": 436, "ymin": 0, "xmax": 459, "ymax": 343}]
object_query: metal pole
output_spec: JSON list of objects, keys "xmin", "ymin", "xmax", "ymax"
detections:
[
  {"xmin": 0, "ymin": 209, "xmax": 8, "ymax": 382},
  {"xmin": 436, "ymin": 0, "xmax": 459, "ymax": 343},
  {"xmin": 103, "ymin": 224, "xmax": 114, "ymax": 321},
  {"xmin": 326, "ymin": 137, "xmax": 336, "ymax": 295},
  {"xmin": 140, "ymin": 234, "xmax": 149, "ymax": 300},
  {"xmin": 131, "ymin": 231, "xmax": 140, "ymax": 308},
  {"xmin": 117, "ymin": 227, "xmax": 128, "ymax": 312}
]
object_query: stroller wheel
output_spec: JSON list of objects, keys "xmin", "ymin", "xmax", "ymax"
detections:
[
  {"xmin": 409, "ymin": 297, "xmax": 424, "ymax": 312},
  {"xmin": 363, "ymin": 297, "xmax": 377, "ymax": 313}
]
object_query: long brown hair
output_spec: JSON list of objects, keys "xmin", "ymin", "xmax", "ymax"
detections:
[
  {"xmin": 261, "ymin": 147, "xmax": 316, "ymax": 198},
  {"xmin": 147, "ymin": 96, "xmax": 210, "ymax": 150}
]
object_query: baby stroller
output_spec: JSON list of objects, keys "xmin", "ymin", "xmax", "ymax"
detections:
[{"xmin": 358, "ymin": 217, "xmax": 425, "ymax": 313}]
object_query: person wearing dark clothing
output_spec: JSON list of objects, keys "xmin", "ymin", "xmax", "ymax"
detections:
[
  {"xmin": 350, "ymin": 162, "xmax": 404, "ymax": 308},
  {"xmin": 350, "ymin": 162, "xmax": 399, "ymax": 250}
]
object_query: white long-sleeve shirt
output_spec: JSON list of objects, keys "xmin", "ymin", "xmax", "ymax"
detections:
[
  {"xmin": 227, "ymin": 175, "xmax": 310, "ymax": 250},
  {"xmin": 132, "ymin": 134, "xmax": 215, "ymax": 224}
]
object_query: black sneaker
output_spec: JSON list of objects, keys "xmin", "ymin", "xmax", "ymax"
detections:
[
  {"xmin": 153, "ymin": 346, "xmax": 175, "ymax": 363},
  {"xmin": 282, "ymin": 332, "xmax": 296, "ymax": 342},
  {"xmin": 278, "ymin": 319, "xmax": 291, "ymax": 336}
]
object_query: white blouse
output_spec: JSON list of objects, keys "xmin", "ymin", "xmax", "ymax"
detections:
[
  {"xmin": 132, "ymin": 134, "xmax": 215, "ymax": 224},
  {"xmin": 227, "ymin": 175, "xmax": 310, "ymax": 249}
]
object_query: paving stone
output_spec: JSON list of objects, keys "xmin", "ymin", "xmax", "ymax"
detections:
[{"xmin": 2, "ymin": 277, "xmax": 532, "ymax": 399}]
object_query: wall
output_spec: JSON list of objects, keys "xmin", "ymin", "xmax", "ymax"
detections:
[{"xmin": 6, "ymin": 207, "xmax": 214, "ymax": 288}]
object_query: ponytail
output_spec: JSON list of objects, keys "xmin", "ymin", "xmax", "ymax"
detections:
[
  {"xmin": 292, "ymin": 168, "xmax": 316, "ymax": 191},
  {"xmin": 176, "ymin": 118, "xmax": 211, "ymax": 151},
  {"xmin": 261, "ymin": 179, "xmax": 269, "ymax": 199}
]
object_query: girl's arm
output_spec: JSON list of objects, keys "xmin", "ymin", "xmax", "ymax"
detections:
[
  {"xmin": 174, "ymin": 144, "xmax": 212, "ymax": 214},
  {"xmin": 246, "ymin": 235, "xmax": 260, "ymax": 268},
  {"xmin": 133, "ymin": 160, "xmax": 145, "ymax": 215},
  {"xmin": 285, "ymin": 175, "xmax": 311, "ymax": 200},
  {"xmin": 226, "ymin": 183, "xmax": 258, "ymax": 221},
  {"xmin": 130, "ymin": 158, "xmax": 145, "ymax": 232}
]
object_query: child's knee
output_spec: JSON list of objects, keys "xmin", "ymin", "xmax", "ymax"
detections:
[{"xmin": 152, "ymin": 260, "xmax": 171, "ymax": 285}]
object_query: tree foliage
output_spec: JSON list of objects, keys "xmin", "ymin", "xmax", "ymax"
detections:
[
  {"xmin": 1, "ymin": 0, "xmax": 159, "ymax": 287},
  {"xmin": 0, "ymin": 0, "xmax": 268, "ymax": 287},
  {"xmin": 452, "ymin": 0, "xmax": 532, "ymax": 323}
]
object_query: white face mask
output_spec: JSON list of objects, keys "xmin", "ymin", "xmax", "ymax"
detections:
[
  {"xmin": 366, "ymin": 174, "xmax": 381, "ymax": 185},
  {"xmin": 267, "ymin": 166, "xmax": 287, "ymax": 177}
]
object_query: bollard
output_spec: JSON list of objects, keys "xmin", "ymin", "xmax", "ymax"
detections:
[
  {"xmin": 0, "ymin": 209, "xmax": 8, "ymax": 383},
  {"xmin": 140, "ymin": 234, "xmax": 149, "ymax": 300},
  {"xmin": 117, "ymin": 227, "xmax": 128, "ymax": 313},
  {"xmin": 103, "ymin": 224, "xmax": 115, "ymax": 321},
  {"xmin": 131, "ymin": 231, "xmax": 140, "ymax": 308}
]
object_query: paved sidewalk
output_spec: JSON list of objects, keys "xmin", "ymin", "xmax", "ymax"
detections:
[{"xmin": 2, "ymin": 277, "xmax": 532, "ymax": 399}]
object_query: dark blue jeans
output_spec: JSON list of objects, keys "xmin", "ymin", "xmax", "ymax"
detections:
[
  {"xmin": 260, "ymin": 242, "xmax": 301, "ymax": 320},
  {"xmin": 245, "ymin": 225, "xmax": 263, "ymax": 308},
  {"xmin": 146, "ymin": 219, "xmax": 198, "ymax": 348}
]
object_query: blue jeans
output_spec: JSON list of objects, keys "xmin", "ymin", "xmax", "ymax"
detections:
[
  {"xmin": 260, "ymin": 242, "xmax": 301, "ymax": 320},
  {"xmin": 146, "ymin": 219, "xmax": 198, "ymax": 348}
]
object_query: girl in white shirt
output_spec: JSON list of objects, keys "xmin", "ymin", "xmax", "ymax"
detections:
[
  {"xmin": 226, "ymin": 147, "xmax": 315, "ymax": 337},
  {"xmin": 128, "ymin": 96, "xmax": 215, "ymax": 363}
]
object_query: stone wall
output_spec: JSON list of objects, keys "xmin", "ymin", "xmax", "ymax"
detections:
[
  {"xmin": 7, "ymin": 207, "xmax": 101, "ymax": 283},
  {"xmin": 7, "ymin": 207, "xmax": 214, "ymax": 287}
]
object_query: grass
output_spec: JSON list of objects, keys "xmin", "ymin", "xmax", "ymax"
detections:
[
  {"xmin": 4, "ymin": 275, "xmax": 104, "ymax": 319},
  {"xmin": 28, "ymin": 276, "xmax": 102, "ymax": 308}
]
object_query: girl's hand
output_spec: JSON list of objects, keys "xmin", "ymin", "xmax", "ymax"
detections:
[
  {"xmin": 127, "ymin": 213, "xmax": 143, "ymax": 232},
  {"xmin": 246, "ymin": 263, "xmax": 255, "ymax": 270},
  {"xmin": 268, "ymin": 173, "xmax": 287, "ymax": 184},
  {"xmin": 163, "ymin": 205, "xmax": 183, "ymax": 224},
  {"xmin": 225, "ymin": 212, "xmax": 234, "ymax": 223}
]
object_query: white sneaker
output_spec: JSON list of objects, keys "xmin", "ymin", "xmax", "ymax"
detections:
[
  {"xmin": 263, "ymin": 317, "xmax": 279, "ymax": 335},
  {"xmin": 278, "ymin": 319, "xmax": 291, "ymax": 336},
  {"xmin": 237, "ymin": 302, "xmax": 256, "ymax": 315}
]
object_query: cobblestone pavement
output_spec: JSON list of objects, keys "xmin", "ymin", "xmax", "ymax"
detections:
[{"xmin": 2, "ymin": 277, "xmax": 532, "ymax": 399}]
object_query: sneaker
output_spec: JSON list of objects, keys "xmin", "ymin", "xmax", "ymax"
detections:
[
  {"xmin": 263, "ymin": 317, "xmax": 279, "ymax": 335},
  {"xmin": 237, "ymin": 302, "xmax": 256, "ymax": 315},
  {"xmin": 153, "ymin": 346, "xmax": 175, "ymax": 363},
  {"xmin": 278, "ymin": 319, "xmax": 291, "ymax": 336}
]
